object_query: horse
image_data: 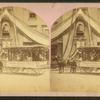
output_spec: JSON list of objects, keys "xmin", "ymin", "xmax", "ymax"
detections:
[
  {"xmin": 0, "ymin": 61, "xmax": 3, "ymax": 72},
  {"xmin": 53, "ymin": 56, "xmax": 66, "ymax": 73},
  {"xmin": 67, "ymin": 59, "xmax": 77, "ymax": 73}
]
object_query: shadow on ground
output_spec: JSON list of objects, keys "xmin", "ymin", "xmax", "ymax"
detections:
[{"xmin": 51, "ymin": 70, "xmax": 100, "ymax": 76}]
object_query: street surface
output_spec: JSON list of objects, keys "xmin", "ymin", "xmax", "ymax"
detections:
[
  {"xmin": 51, "ymin": 69, "xmax": 100, "ymax": 92},
  {"xmin": 0, "ymin": 69, "xmax": 50, "ymax": 95}
]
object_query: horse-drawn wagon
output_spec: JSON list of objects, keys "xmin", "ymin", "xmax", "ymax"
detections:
[
  {"xmin": 0, "ymin": 45, "xmax": 49, "ymax": 75},
  {"xmin": 75, "ymin": 47, "xmax": 100, "ymax": 73}
]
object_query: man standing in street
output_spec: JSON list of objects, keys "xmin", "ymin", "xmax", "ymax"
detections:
[{"xmin": 70, "ymin": 59, "xmax": 77, "ymax": 73}]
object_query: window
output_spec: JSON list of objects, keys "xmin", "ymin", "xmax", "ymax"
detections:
[
  {"xmin": 41, "ymin": 25, "xmax": 48, "ymax": 32},
  {"xmin": 2, "ymin": 32, "xmax": 9, "ymax": 37},
  {"xmin": 30, "ymin": 25, "xmax": 37, "ymax": 30},
  {"xmin": 29, "ymin": 13, "xmax": 36, "ymax": 18},
  {"xmin": 3, "ymin": 7, "xmax": 13, "ymax": 13},
  {"xmin": 53, "ymin": 21, "xmax": 58, "ymax": 25},
  {"xmin": 45, "ymin": 29, "xmax": 49, "ymax": 33},
  {"xmin": 97, "ymin": 42, "xmax": 100, "ymax": 46},
  {"xmin": 2, "ymin": 41, "xmax": 11, "ymax": 48},
  {"xmin": 23, "ymin": 42, "xmax": 36, "ymax": 45},
  {"xmin": 76, "ymin": 21, "xmax": 85, "ymax": 37},
  {"xmin": 7, "ymin": 7, "xmax": 13, "ymax": 12},
  {"xmin": 2, "ymin": 21, "xmax": 10, "ymax": 37}
]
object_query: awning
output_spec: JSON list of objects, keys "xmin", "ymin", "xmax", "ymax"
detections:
[
  {"xmin": 0, "ymin": 10, "xmax": 49, "ymax": 46},
  {"xmin": 52, "ymin": 9, "xmax": 100, "ymax": 40}
]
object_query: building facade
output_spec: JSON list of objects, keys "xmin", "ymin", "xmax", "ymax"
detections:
[
  {"xmin": 51, "ymin": 8, "xmax": 100, "ymax": 63},
  {"xmin": 0, "ymin": 7, "xmax": 49, "ymax": 62}
]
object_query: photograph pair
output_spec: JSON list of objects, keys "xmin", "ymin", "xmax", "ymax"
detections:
[{"xmin": 0, "ymin": 3, "xmax": 100, "ymax": 96}]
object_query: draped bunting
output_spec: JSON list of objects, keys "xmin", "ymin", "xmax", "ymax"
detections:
[{"xmin": 52, "ymin": 9, "xmax": 100, "ymax": 60}]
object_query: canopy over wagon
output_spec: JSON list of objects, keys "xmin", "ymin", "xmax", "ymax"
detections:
[
  {"xmin": 74, "ymin": 47, "xmax": 100, "ymax": 72},
  {"xmin": 0, "ymin": 45, "xmax": 49, "ymax": 75},
  {"xmin": 77, "ymin": 46, "xmax": 100, "ymax": 61},
  {"xmin": 1, "ymin": 44, "xmax": 49, "ymax": 61}
]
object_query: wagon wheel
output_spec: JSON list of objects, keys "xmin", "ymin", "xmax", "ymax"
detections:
[
  {"xmin": 88, "ymin": 68, "xmax": 94, "ymax": 72},
  {"xmin": 80, "ymin": 67, "xmax": 94, "ymax": 73},
  {"xmin": 9, "ymin": 67, "xmax": 17, "ymax": 73},
  {"xmin": 0, "ymin": 67, "xmax": 3, "ymax": 73},
  {"xmin": 4, "ymin": 67, "xmax": 11, "ymax": 73},
  {"xmin": 31, "ymin": 68, "xmax": 45, "ymax": 75},
  {"xmin": 13, "ymin": 68, "xmax": 20, "ymax": 73},
  {"xmin": 79, "ymin": 67, "xmax": 87, "ymax": 73},
  {"xmin": 85, "ymin": 68, "xmax": 94, "ymax": 73}
]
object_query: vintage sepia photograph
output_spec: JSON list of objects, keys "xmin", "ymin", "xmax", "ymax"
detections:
[
  {"xmin": 51, "ymin": 7, "xmax": 100, "ymax": 92},
  {"xmin": 1, "ymin": 3, "xmax": 100, "ymax": 96},
  {"xmin": 0, "ymin": 6, "xmax": 50, "ymax": 94}
]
